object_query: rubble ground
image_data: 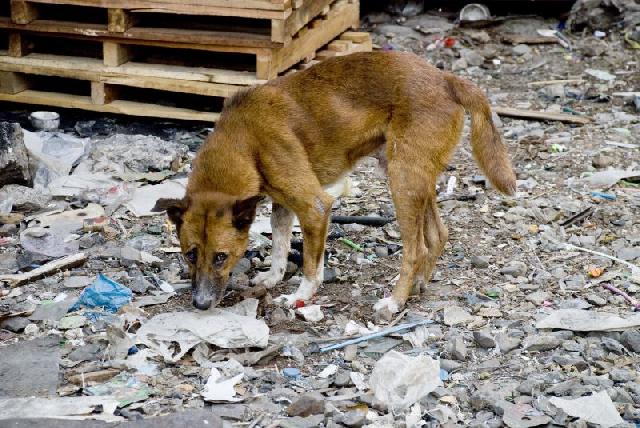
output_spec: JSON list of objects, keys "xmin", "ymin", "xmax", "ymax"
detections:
[{"xmin": 1, "ymin": 5, "xmax": 639, "ymax": 428}]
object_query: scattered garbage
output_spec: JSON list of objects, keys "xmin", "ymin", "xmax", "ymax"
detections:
[
  {"xmin": 29, "ymin": 111, "xmax": 60, "ymax": 131},
  {"xmin": 536, "ymin": 309, "xmax": 640, "ymax": 331},
  {"xmin": 69, "ymin": 274, "xmax": 133, "ymax": 314},
  {"xmin": 370, "ymin": 350, "xmax": 442, "ymax": 410},
  {"xmin": 0, "ymin": 396, "xmax": 121, "ymax": 422}
]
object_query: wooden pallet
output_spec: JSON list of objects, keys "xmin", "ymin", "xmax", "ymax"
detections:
[
  {"xmin": 7, "ymin": 0, "xmax": 333, "ymax": 44},
  {"xmin": 0, "ymin": 0, "xmax": 359, "ymax": 79},
  {"xmin": 0, "ymin": 31, "xmax": 372, "ymax": 122}
]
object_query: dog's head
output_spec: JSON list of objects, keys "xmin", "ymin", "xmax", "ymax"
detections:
[{"xmin": 152, "ymin": 192, "xmax": 263, "ymax": 310}]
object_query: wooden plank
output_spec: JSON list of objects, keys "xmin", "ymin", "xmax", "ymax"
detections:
[
  {"xmin": 20, "ymin": 0, "xmax": 291, "ymax": 19},
  {"xmin": 103, "ymin": 41, "xmax": 130, "ymax": 66},
  {"xmin": 0, "ymin": 71, "xmax": 30, "ymax": 94},
  {"xmin": 266, "ymin": 0, "xmax": 358, "ymax": 79},
  {"xmin": 493, "ymin": 107, "xmax": 591, "ymax": 125},
  {"xmin": 340, "ymin": 31, "xmax": 370, "ymax": 43},
  {"xmin": 0, "ymin": 89, "xmax": 220, "ymax": 121},
  {"xmin": 8, "ymin": 33, "xmax": 30, "ymax": 57},
  {"xmin": 275, "ymin": 0, "xmax": 333, "ymax": 43},
  {"xmin": 108, "ymin": 8, "xmax": 136, "ymax": 32},
  {"xmin": 11, "ymin": 0, "xmax": 39, "ymax": 24},
  {"xmin": 91, "ymin": 81, "xmax": 117, "ymax": 104},
  {"xmin": 0, "ymin": 253, "xmax": 87, "ymax": 287},
  {"xmin": 0, "ymin": 53, "xmax": 265, "ymax": 86},
  {"xmin": 0, "ymin": 17, "xmax": 277, "ymax": 48}
]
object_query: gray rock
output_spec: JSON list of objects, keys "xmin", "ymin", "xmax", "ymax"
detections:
[
  {"xmin": 232, "ymin": 258, "xmax": 251, "ymax": 275},
  {"xmin": 610, "ymin": 368, "xmax": 636, "ymax": 383},
  {"xmin": 324, "ymin": 267, "xmax": 339, "ymax": 283},
  {"xmin": 562, "ymin": 340, "xmax": 584, "ymax": 352},
  {"xmin": 496, "ymin": 332, "xmax": 522, "ymax": 353},
  {"xmin": 0, "ymin": 122, "xmax": 31, "ymax": 187},
  {"xmin": 452, "ymin": 58, "xmax": 468, "ymax": 71},
  {"xmin": 592, "ymin": 153, "xmax": 614, "ymax": 169},
  {"xmin": 470, "ymin": 255, "xmax": 490, "ymax": 269},
  {"xmin": 585, "ymin": 294, "xmax": 606, "ymax": 306},
  {"xmin": 68, "ymin": 343, "xmax": 105, "ymax": 362},
  {"xmin": 512, "ymin": 44, "xmax": 532, "ymax": 56},
  {"xmin": 474, "ymin": 330, "xmax": 496, "ymax": 348},
  {"xmin": 500, "ymin": 261, "xmax": 528, "ymax": 277},
  {"xmin": 443, "ymin": 306, "xmax": 475, "ymax": 326},
  {"xmin": 0, "ymin": 336, "xmax": 60, "ymax": 397},
  {"xmin": 339, "ymin": 410, "xmax": 366, "ymax": 427},
  {"xmin": 601, "ymin": 337, "xmax": 625, "ymax": 354},
  {"xmin": 523, "ymin": 335, "xmax": 561, "ymax": 352},
  {"xmin": 29, "ymin": 299, "xmax": 75, "ymax": 322},
  {"xmin": 374, "ymin": 246, "xmax": 389, "ymax": 257},
  {"xmin": 0, "ymin": 316, "xmax": 29, "ymax": 333},
  {"xmin": 526, "ymin": 290, "xmax": 550, "ymax": 305},
  {"xmin": 279, "ymin": 415, "xmax": 324, "ymax": 428},
  {"xmin": 0, "ymin": 185, "xmax": 50, "ymax": 212},
  {"xmin": 617, "ymin": 247, "xmax": 640, "ymax": 261},
  {"xmin": 517, "ymin": 378, "xmax": 545, "ymax": 395},
  {"xmin": 333, "ymin": 369, "xmax": 353, "ymax": 387},
  {"xmin": 287, "ymin": 392, "xmax": 325, "ymax": 417},
  {"xmin": 552, "ymin": 353, "xmax": 586, "ymax": 368},
  {"xmin": 620, "ymin": 329, "xmax": 640, "ymax": 352},
  {"xmin": 461, "ymin": 49, "xmax": 485, "ymax": 67},
  {"xmin": 447, "ymin": 337, "xmax": 468, "ymax": 361}
]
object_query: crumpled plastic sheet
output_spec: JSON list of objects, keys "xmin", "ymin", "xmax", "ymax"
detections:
[
  {"xmin": 135, "ymin": 299, "xmax": 269, "ymax": 362},
  {"xmin": 69, "ymin": 274, "xmax": 132, "ymax": 315},
  {"xmin": 369, "ymin": 350, "xmax": 442, "ymax": 411}
]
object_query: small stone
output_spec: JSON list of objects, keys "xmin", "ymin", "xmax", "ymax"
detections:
[
  {"xmin": 473, "ymin": 330, "xmax": 496, "ymax": 348},
  {"xmin": 447, "ymin": 337, "xmax": 468, "ymax": 361},
  {"xmin": 340, "ymin": 410, "xmax": 366, "ymax": 427},
  {"xmin": 512, "ymin": 44, "xmax": 531, "ymax": 56},
  {"xmin": 526, "ymin": 290, "xmax": 550, "ymax": 305},
  {"xmin": 232, "ymin": 258, "xmax": 251, "ymax": 275},
  {"xmin": 344, "ymin": 344, "xmax": 357, "ymax": 361},
  {"xmin": 591, "ymin": 153, "xmax": 614, "ymax": 169},
  {"xmin": 470, "ymin": 255, "xmax": 490, "ymax": 269},
  {"xmin": 610, "ymin": 368, "xmax": 636, "ymax": 383},
  {"xmin": 452, "ymin": 58, "xmax": 468, "ymax": 71},
  {"xmin": 601, "ymin": 337, "xmax": 625, "ymax": 354},
  {"xmin": 0, "ymin": 317, "xmax": 29, "ymax": 333},
  {"xmin": 287, "ymin": 392, "xmax": 325, "ymax": 417},
  {"xmin": 24, "ymin": 323, "xmax": 39, "ymax": 336},
  {"xmin": 524, "ymin": 335, "xmax": 562, "ymax": 352},
  {"xmin": 68, "ymin": 343, "xmax": 104, "ymax": 361},
  {"xmin": 617, "ymin": 247, "xmax": 640, "ymax": 261},
  {"xmin": 270, "ymin": 308, "xmax": 289, "ymax": 326},
  {"xmin": 443, "ymin": 306, "xmax": 475, "ymax": 326},
  {"xmin": 495, "ymin": 333, "xmax": 521, "ymax": 353},
  {"xmin": 500, "ymin": 261, "xmax": 528, "ymax": 277},
  {"xmin": 333, "ymin": 369, "xmax": 353, "ymax": 387},
  {"xmin": 620, "ymin": 329, "xmax": 640, "ymax": 352},
  {"xmin": 440, "ymin": 359, "xmax": 462, "ymax": 372},
  {"xmin": 461, "ymin": 49, "xmax": 485, "ymax": 67},
  {"xmin": 375, "ymin": 246, "xmax": 389, "ymax": 258},
  {"xmin": 324, "ymin": 268, "xmax": 338, "ymax": 284},
  {"xmin": 296, "ymin": 305, "xmax": 324, "ymax": 322},
  {"xmin": 585, "ymin": 294, "xmax": 606, "ymax": 306}
]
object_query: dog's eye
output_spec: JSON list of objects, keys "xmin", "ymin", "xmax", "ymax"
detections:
[
  {"xmin": 185, "ymin": 248, "xmax": 197, "ymax": 264},
  {"xmin": 213, "ymin": 252, "xmax": 228, "ymax": 268}
]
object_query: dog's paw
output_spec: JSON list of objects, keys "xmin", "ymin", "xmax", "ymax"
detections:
[
  {"xmin": 273, "ymin": 293, "xmax": 302, "ymax": 307},
  {"xmin": 273, "ymin": 279, "xmax": 317, "ymax": 307},
  {"xmin": 251, "ymin": 270, "xmax": 282, "ymax": 289},
  {"xmin": 373, "ymin": 297, "xmax": 400, "ymax": 321}
]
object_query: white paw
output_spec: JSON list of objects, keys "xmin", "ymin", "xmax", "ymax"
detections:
[
  {"xmin": 373, "ymin": 297, "xmax": 400, "ymax": 320},
  {"xmin": 273, "ymin": 293, "xmax": 304, "ymax": 307},
  {"xmin": 251, "ymin": 270, "xmax": 282, "ymax": 288}
]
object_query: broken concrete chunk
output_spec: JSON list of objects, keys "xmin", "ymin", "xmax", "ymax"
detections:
[{"xmin": 0, "ymin": 122, "xmax": 31, "ymax": 188}]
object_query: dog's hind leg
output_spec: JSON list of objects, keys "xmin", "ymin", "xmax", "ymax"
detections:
[
  {"xmin": 252, "ymin": 203, "xmax": 294, "ymax": 288},
  {"xmin": 374, "ymin": 157, "xmax": 430, "ymax": 318},
  {"xmin": 417, "ymin": 196, "xmax": 448, "ymax": 287}
]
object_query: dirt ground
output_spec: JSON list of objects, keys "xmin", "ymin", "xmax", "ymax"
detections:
[{"xmin": 1, "ymin": 5, "xmax": 639, "ymax": 428}]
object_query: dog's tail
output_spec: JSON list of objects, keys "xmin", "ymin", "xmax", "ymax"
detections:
[{"xmin": 447, "ymin": 75, "xmax": 516, "ymax": 195}]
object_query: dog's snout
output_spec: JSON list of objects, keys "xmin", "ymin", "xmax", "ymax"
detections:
[{"xmin": 193, "ymin": 294, "xmax": 212, "ymax": 310}]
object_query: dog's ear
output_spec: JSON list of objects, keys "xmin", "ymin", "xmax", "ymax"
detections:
[
  {"xmin": 232, "ymin": 195, "xmax": 264, "ymax": 230},
  {"xmin": 152, "ymin": 197, "xmax": 189, "ymax": 226}
]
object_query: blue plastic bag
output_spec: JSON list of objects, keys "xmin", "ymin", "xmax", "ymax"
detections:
[{"xmin": 69, "ymin": 274, "xmax": 132, "ymax": 314}]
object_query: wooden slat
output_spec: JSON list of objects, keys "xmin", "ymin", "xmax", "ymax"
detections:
[
  {"xmin": 272, "ymin": 0, "xmax": 333, "ymax": 43},
  {"xmin": 0, "ymin": 89, "xmax": 220, "ymax": 121},
  {"xmin": 0, "ymin": 52, "xmax": 265, "ymax": 86},
  {"xmin": 0, "ymin": 71, "xmax": 30, "ymax": 94}
]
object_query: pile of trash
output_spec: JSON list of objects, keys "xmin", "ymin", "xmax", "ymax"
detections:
[{"xmin": 1, "ymin": 3, "xmax": 640, "ymax": 427}]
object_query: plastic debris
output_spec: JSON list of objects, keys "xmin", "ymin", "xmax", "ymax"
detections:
[
  {"xmin": 135, "ymin": 299, "xmax": 269, "ymax": 362},
  {"xmin": 370, "ymin": 350, "xmax": 442, "ymax": 410},
  {"xmin": 126, "ymin": 178, "xmax": 188, "ymax": 217},
  {"xmin": 319, "ymin": 320, "xmax": 433, "ymax": 353},
  {"xmin": 0, "ymin": 396, "xmax": 122, "ymax": 422},
  {"xmin": 297, "ymin": 305, "xmax": 324, "ymax": 322},
  {"xmin": 85, "ymin": 373, "xmax": 151, "ymax": 408},
  {"xmin": 202, "ymin": 360, "xmax": 245, "ymax": 402},
  {"xmin": 69, "ymin": 274, "xmax": 133, "ymax": 314}
]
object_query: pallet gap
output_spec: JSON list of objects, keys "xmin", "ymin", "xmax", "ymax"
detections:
[
  {"xmin": 129, "ymin": 45, "xmax": 257, "ymax": 73},
  {"xmin": 133, "ymin": 12, "xmax": 271, "ymax": 37},
  {"xmin": 24, "ymin": 34, "xmax": 102, "ymax": 59},
  {"xmin": 22, "ymin": 74, "xmax": 89, "ymax": 96},
  {"xmin": 16, "ymin": 2, "xmax": 107, "ymax": 25}
]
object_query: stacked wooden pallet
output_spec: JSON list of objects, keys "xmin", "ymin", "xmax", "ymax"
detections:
[{"xmin": 0, "ymin": 0, "xmax": 371, "ymax": 121}]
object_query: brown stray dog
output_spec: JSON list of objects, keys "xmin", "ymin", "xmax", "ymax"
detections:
[{"xmin": 153, "ymin": 51, "xmax": 516, "ymax": 316}]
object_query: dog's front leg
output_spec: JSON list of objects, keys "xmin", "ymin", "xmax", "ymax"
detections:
[
  {"xmin": 252, "ymin": 203, "xmax": 294, "ymax": 288},
  {"xmin": 274, "ymin": 193, "xmax": 334, "ymax": 306}
]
